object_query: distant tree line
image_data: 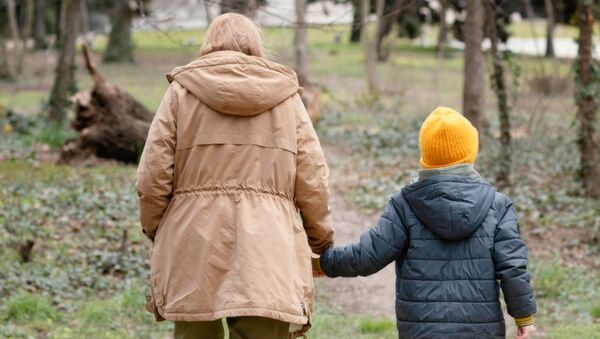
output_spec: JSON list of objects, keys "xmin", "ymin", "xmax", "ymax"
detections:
[{"xmin": 1, "ymin": 0, "xmax": 599, "ymax": 197}]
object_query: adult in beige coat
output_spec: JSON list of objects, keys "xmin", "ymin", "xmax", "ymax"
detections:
[{"xmin": 136, "ymin": 13, "xmax": 334, "ymax": 339}]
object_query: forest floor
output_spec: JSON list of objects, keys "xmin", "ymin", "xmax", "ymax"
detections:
[{"xmin": 1, "ymin": 25, "xmax": 600, "ymax": 338}]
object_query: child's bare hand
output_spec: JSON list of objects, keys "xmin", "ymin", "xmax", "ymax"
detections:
[
  {"xmin": 516, "ymin": 325, "xmax": 535, "ymax": 339},
  {"xmin": 311, "ymin": 257, "xmax": 325, "ymax": 278}
]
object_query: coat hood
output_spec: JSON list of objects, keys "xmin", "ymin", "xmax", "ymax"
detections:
[
  {"xmin": 166, "ymin": 50, "xmax": 300, "ymax": 116},
  {"xmin": 401, "ymin": 175, "xmax": 496, "ymax": 241}
]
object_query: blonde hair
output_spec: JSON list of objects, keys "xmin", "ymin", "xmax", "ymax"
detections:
[{"xmin": 200, "ymin": 13, "xmax": 265, "ymax": 58}]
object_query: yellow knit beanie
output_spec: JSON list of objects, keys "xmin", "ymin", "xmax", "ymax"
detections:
[{"xmin": 419, "ymin": 107, "xmax": 479, "ymax": 169}]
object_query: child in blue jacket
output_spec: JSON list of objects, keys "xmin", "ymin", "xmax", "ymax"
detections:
[{"xmin": 315, "ymin": 107, "xmax": 536, "ymax": 339}]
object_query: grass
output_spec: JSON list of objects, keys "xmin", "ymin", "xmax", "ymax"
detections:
[
  {"xmin": 0, "ymin": 159, "xmax": 398, "ymax": 338},
  {"xmin": 508, "ymin": 20, "xmax": 579, "ymax": 39},
  {"xmin": 6, "ymin": 292, "xmax": 60, "ymax": 322},
  {"xmin": 548, "ymin": 324, "xmax": 600, "ymax": 339},
  {"xmin": 0, "ymin": 22, "xmax": 599, "ymax": 338},
  {"xmin": 311, "ymin": 308, "xmax": 396, "ymax": 339},
  {"xmin": 530, "ymin": 259, "xmax": 600, "ymax": 337}
]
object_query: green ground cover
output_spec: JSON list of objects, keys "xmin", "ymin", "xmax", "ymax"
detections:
[{"xmin": 1, "ymin": 24, "xmax": 599, "ymax": 338}]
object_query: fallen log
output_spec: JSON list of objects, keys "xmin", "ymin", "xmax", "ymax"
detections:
[
  {"xmin": 60, "ymin": 44, "xmax": 153, "ymax": 163},
  {"xmin": 61, "ymin": 45, "xmax": 321, "ymax": 163}
]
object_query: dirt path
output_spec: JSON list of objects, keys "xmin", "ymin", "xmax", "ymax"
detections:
[{"xmin": 315, "ymin": 145, "xmax": 396, "ymax": 319}]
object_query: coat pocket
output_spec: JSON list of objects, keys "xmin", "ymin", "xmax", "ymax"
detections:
[{"xmin": 145, "ymin": 282, "xmax": 166, "ymax": 322}]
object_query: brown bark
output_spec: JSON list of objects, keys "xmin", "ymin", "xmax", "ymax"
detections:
[
  {"xmin": 436, "ymin": 0, "xmax": 449, "ymax": 56},
  {"xmin": 462, "ymin": 0, "xmax": 485, "ymax": 131},
  {"xmin": 55, "ymin": 0, "xmax": 64, "ymax": 48},
  {"xmin": 295, "ymin": 0, "xmax": 309, "ymax": 87},
  {"xmin": 545, "ymin": 0, "xmax": 555, "ymax": 58},
  {"xmin": 80, "ymin": 0, "xmax": 91, "ymax": 46},
  {"xmin": 524, "ymin": 0, "xmax": 535, "ymax": 18},
  {"xmin": 6, "ymin": 0, "xmax": 25, "ymax": 74},
  {"xmin": 202, "ymin": 0, "xmax": 213, "ymax": 25},
  {"xmin": 247, "ymin": 0, "xmax": 258, "ymax": 19},
  {"xmin": 47, "ymin": 0, "xmax": 80, "ymax": 123},
  {"xmin": 103, "ymin": 0, "xmax": 134, "ymax": 63},
  {"xmin": 362, "ymin": 0, "xmax": 379, "ymax": 95},
  {"xmin": 34, "ymin": 0, "xmax": 47, "ymax": 49},
  {"xmin": 375, "ymin": 0, "xmax": 405, "ymax": 61},
  {"xmin": 0, "ymin": 14, "xmax": 13, "ymax": 79},
  {"xmin": 0, "ymin": 35, "xmax": 11, "ymax": 79},
  {"xmin": 575, "ymin": 2, "xmax": 600, "ymax": 198},
  {"xmin": 18, "ymin": 239, "xmax": 35, "ymax": 262},
  {"xmin": 374, "ymin": 0, "xmax": 386, "ymax": 61},
  {"xmin": 61, "ymin": 44, "xmax": 153, "ymax": 164},
  {"xmin": 485, "ymin": 0, "xmax": 511, "ymax": 188},
  {"xmin": 220, "ymin": 0, "xmax": 251, "ymax": 15},
  {"xmin": 24, "ymin": 0, "xmax": 35, "ymax": 40},
  {"xmin": 350, "ymin": 0, "xmax": 362, "ymax": 43}
]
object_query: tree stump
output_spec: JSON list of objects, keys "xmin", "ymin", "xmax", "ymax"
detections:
[{"xmin": 60, "ymin": 44, "xmax": 153, "ymax": 163}]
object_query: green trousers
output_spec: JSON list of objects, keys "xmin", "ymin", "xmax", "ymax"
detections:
[{"xmin": 174, "ymin": 317, "xmax": 290, "ymax": 339}]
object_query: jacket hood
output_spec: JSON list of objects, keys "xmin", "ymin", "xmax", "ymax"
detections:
[
  {"xmin": 166, "ymin": 51, "xmax": 300, "ymax": 117},
  {"xmin": 401, "ymin": 175, "xmax": 496, "ymax": 241}
]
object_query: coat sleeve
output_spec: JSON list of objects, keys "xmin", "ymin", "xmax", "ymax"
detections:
[
  {"xmin": 136, "ymin": 84, "xmax": 178, "ymax": 241},
  {"xmin": 320, "ymin": 198, "xmax": 408, "ymax": 277},
  {"xmin": 492, "ymin": 196, "xmax": 537, "ymax": 318},
  {"xmin": 294, "ymin": 94, "xmax": 334, "ymax": 254}
]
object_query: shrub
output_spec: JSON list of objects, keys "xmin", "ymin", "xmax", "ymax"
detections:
[{"xmin": 7, "ymin": 292, "xmax": 59, "ymax": 322}]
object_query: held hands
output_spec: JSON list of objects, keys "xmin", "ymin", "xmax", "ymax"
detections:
[
  {"xmin": 516, "ymin": 325, "xmax": 535, "ymax": 339},
  {"xmin": 311, "ymin": 256, "xmax": 325, "ymax": 278}
]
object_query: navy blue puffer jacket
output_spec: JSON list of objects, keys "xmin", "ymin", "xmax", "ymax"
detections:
[{"xmin": 320, "ymin": 175, "xmax": 536, "ymax": 339}]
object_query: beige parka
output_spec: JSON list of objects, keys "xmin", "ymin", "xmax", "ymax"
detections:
[{"xmin": 136, "ymin": 50, "xmax": 334, "ymax": 331}]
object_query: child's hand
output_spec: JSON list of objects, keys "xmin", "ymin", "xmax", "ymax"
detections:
[
  {"xmin": 311, "ymin": 256, "xmax": 325, "ymax": 278},
  {"xmin": 516, "ymin": 325, "xmax": 535, "ymax": 339}
]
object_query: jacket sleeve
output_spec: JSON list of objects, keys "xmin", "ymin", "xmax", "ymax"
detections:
[
  {"xmin": 294, "ymin": 94, "xmax": 334, "ymax": 254},
  {"xmin": 320, "ymin": 198, "xmax": 407, "ymax": 277},
  {"xmin": 492, "ymin": 196, "xmax": 537, "ymax": 318},
  {"xmin": 136, "ymin": 84, "xmax": 178, "ymax": 241}
]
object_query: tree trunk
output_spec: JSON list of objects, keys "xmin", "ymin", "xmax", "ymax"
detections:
[
  {"xmin": 375, "ymin": 0, "xmax": 405, "ymax": 61},
  {"xmin": 294, "ymin": 0, "xmax": 321, "ymax": 122},
  {"xmin": 436, "ymin": 0, "xmax": 449, "ymax": 56},
  {"xmin": 80, "ymin": 0, "xmax": 91, "ymax": 46},
  {"xmin": 202, "ymin": 0, "xmax": 213, "ymax": 25},
  {"xmin": 48, "ymin": 0, "xmax": 79, "ymax": 123},
  {"xmin": 575, "ymin": 2, "xmax": 600, "ymax": 198},
  {"xmin": 34, "ymin": 0, "xmax": 47, "ymax": 49},
  {"xmin": 524, "ymin": 0, "xmax": 535, "ymax": 18},
  {"xmin": 485, "ymin": 0, "xmax": 511, "ymax": 188},
  {"xmin": 6, "ymin": 0, "xmax": 26, "ymax": 74},
  {"xmin": 350, "ymin": 0, "xmax": 362, "ymax": 43},
  {"xmin": 374, "ymin": 0, "xmax": 387, "ymax": 62},
  {"xmin": 61, "ymin": 44, "xmax": 153, "ymax": 164},
  {"xmin": 24, "ymin": 0, "xmax": 35, "ymax": 41},
  {"xmin": 545, "ymin": 0, "xmax": 555, "ymax": 58},
  {"xmin": 55, "ymin": 0, "xmax": 64, "ymax": 48},
  {"xmin": 220, "ymin": 0, "xmax": 251, "ymax": 15},
  {"xmin": 1, "ymin": 7, "xmax": 14, "ymax": 80},
  {"xmin": 295, "ymin": 0, "xmax": 309, "ymax": 86},
  {"xmin": 362, "ymin": 0, "xmax": 379, "ymax": 95},
  {"xmin": 247, "ymin": 0, "xmax": 258, "ymax": 19},
  {"xmin": 103, "ymin": 0, "xmax": 134, "ymax": 63},
  {"xmin": 462, "ymin": 0, "xmax": 485, "ymax": 131},
  {"xmin": 0, "ymin": 35, "xmax": 12, "ymax": 80}
]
